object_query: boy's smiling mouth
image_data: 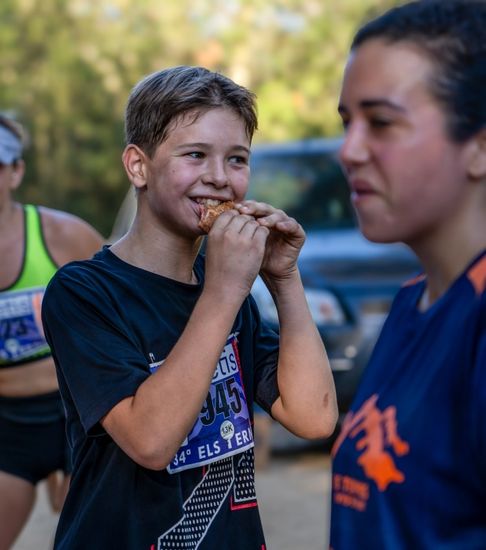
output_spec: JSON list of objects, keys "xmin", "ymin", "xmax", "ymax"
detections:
[
  {"xmin": 195, "ymin": 198, "xmax": 227, "ymax": 207},
  {"xmin": 196, "ymin": 199, "xmax": 236, "ymax": 232}
]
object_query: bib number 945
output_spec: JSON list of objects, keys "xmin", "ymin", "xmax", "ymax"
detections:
[{"xmin": 200, "ymin": 376, "xmax": 242, "ymax": 426}]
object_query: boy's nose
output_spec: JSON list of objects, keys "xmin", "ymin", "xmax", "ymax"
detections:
[{"xmin": 202, "ymin": 160, "xmax": 229, "ymax": 188}]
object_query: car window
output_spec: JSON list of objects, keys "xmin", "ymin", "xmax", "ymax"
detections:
[{"xmin": 248, "ymin": 150, "xmax": 356, "ymax": 230}]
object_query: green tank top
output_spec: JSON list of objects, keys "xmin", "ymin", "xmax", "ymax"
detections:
[
  {"xmin": 10, "ymin": 204, "xmax": 58, "ymax": 291},
  {"xmin": 0, "ymin": 204, "xmax": 58, "ymax": 366}
]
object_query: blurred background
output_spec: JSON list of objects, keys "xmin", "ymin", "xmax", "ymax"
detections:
[{"xmin": 1, "ymin": 0, "xmax": 398, "ymax": 238}]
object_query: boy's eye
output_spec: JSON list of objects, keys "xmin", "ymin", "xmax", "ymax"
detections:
[
  {"xmin": 229, "ymin": 155, "xmax": 248, "ymax": 165},
  {"xmin": 187, "ymin": 151, "xmax": 204, "ymax": 159}
]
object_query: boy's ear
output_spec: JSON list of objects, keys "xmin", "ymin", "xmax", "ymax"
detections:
[
  {"xmin": 467, "ymin": 129, "xmax": 486, "ymax": 180},
  {"xmin": 122, "ymin": 144, "xmax": 149, "ymax": 189}
]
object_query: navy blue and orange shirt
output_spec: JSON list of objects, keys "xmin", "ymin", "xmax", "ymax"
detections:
[{"xmin": 330, "ymin": 250, "xmax": 486, "ymax": 550}]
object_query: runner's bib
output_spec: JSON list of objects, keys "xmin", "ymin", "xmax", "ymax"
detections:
[
  {"xmin": 0, "ymin": 287, "xmax": 49, "ymax": 365},
  {"xmin": 150, "ymin": 332, "xmax": 254, "ymax": 473}
]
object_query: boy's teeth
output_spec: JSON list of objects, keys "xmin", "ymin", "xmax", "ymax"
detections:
[{"xmin": 204, "ymin": 199, "xmax": 221, "ymax": 206}]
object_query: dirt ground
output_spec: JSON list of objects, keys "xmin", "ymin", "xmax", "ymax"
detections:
[
  {"xmin": 257, "ymin": 451, "xmax": 332, "ymax": 550},
  {"xmin": 12, "ymin": 450, "xmax": 332, "ymax": 550}
]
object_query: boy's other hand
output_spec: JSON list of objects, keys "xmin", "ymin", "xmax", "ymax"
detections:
[{"xmin": 236, "ymin": 201, "xmax": 305, "ymax": 283}]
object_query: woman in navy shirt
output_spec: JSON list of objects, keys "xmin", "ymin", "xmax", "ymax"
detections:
[{"xmin": 331, "ymin": 1, "xmax": 486, "ymax": 548}]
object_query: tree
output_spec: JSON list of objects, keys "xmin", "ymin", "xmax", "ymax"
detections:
[{"xmin": 0, "ymin": 0, "xmax": 398, "ymax": 235}]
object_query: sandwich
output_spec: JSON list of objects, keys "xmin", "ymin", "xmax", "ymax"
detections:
[{"xmin": 198, "ymin": 200, "xmax": 235, "ymax": 233}]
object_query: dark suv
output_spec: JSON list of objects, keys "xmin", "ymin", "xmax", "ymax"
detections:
[
  {"xmin": 246, "ymin": 138, "xmax": 420, "ymax": 420},
  {"xmin": 109, "ymin": 138, "xmax": 421, "ymax": 422}
]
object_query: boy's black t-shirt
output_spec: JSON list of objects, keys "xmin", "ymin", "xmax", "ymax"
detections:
[{"xmin": 42, "ymin": 247, "xmax": 280, "ymax": 550}]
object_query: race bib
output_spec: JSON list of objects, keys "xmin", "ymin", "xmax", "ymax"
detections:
[
  {"xmin": 0, "ymin": 287, "xmax": 49, "ymax": 365},
  {"xmin": 162, "ymin": 332, "xmax": 254, "ymax": 474}
]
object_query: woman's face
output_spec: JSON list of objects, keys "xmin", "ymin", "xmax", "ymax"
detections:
[
  {"xmin": 0, "ymin": 161, "xmax": 23, "ymax": 208},
  {"xmin": 338, "ymin": 38, "xmax": 473, "ymax": 248}
]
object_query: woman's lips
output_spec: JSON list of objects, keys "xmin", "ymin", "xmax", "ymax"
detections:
[
  {"xmin": 349, "ymin": 180, "xmax": 380, "ymax": 206},
  {"xmin": 350, "ymin": 178, "xmax": 377, "ymax": 195}
]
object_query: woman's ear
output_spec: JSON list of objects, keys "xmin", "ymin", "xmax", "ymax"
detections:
[
  {"xmin": 9, "ymin": 159, "xmax": 25, "ymax": 191},
  {"xmin": 122, "ymin": 144, "xmax": 149, "ymax": 189},
  {"xmin": 467, "ymin": 129, "xmax": 486, "ymax": 180}
]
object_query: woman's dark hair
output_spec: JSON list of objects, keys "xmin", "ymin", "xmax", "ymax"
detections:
[
  {"xmin": 0, "ymin": 113, "xmax": 29, "ymax": 150},
  {"xmin": 351, "ymin": 0, "xmax": 486, "ymax": 142},
  {"xmin": 125, "ymin": 66, "xmax": 258, "ymax": 157}
]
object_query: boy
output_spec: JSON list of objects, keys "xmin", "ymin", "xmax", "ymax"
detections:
[{"xmin": 42, "ymin": 66, "xmax": 337, "ymax": 549}]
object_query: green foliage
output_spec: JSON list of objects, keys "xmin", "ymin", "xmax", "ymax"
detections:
[{"xmin": 0, "ymin": 0, "xmax": 398, "ymax": 236}]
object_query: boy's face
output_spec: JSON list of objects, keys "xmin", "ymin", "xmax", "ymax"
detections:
[{"xmin": 142, "ymin": 107, "xmax": 251, "ymax": 238}]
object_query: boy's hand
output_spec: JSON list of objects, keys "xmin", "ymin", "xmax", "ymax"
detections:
[
  {"xmin": 203, "ymin": 208, "xmax": 270, "ymax": 302},
  {"xmin": 236, "ymin": 200, "xmax": 305, "ymax": 283}
]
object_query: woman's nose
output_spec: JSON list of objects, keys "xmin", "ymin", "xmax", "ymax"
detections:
[{"xmin": 339, "ymin": 124, "xmax": 369, "ymax": 168}]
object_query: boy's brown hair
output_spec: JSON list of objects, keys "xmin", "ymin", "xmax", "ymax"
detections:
[{"xmin": 125, "ymin": 66, "xmax": 258, "ymax": 158}]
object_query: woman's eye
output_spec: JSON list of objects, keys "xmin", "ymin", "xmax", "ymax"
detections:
[{"xmin": 370, "ymin": 118, "xmax": 391, "ymax": 129}]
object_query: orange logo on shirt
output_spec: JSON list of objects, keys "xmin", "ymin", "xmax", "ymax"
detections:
[
  {"xmin": 332, "ymin": 394, "xmax": 409, "ymax": 491},
  {"xmin": 467, "ymin": 255, "xmax": 486, "ymax": 295}
]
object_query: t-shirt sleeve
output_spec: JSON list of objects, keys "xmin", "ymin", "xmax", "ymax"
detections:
[
  {"xmin": 42, "ymin": 265, "xmax": 149, "ymax": 434},
  {"xmin": 247, "ymin": 295, "xmax": 280, "ymax": 415},
  {"xmin": 469, "ymin": 293, "xmax": 486, "ymax": 479}
]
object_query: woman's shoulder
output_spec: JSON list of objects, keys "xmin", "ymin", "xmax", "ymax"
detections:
[{"xmin": 37, "ymin": 205, "xmax": 104, "ymax": 266}]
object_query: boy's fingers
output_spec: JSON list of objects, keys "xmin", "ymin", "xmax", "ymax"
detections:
[{"xmin": 236, "ymin": 200, "xmax": 275, "ymax": 216}]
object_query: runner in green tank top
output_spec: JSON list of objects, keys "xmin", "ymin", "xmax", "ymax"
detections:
[{"xmin": 0, "ymin": 113, "xmax": 104, "ymax": 548}]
